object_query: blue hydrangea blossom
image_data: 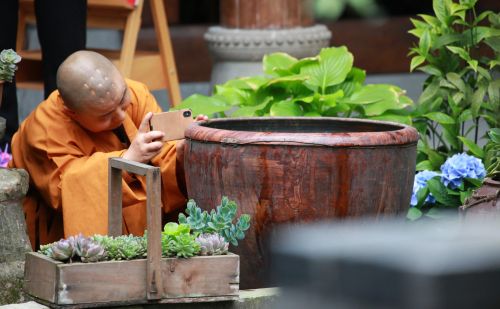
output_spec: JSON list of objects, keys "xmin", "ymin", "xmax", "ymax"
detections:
[
  {"xmin": 440, "ymin": 153, "xmax": 486, "ymax": 189},
  {"xmin": 410, "ymin": 170, "xmax": 440, "ymax": 207}
]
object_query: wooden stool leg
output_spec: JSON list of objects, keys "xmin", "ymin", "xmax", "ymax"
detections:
[{"xmin": 150, "ymin": 0, "xmax": 181, "ymax": 107}]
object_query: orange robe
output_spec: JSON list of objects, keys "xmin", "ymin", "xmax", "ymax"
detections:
[{"xmin": 9, "ymin": 79, "xmax": 187, "ymax": 249}]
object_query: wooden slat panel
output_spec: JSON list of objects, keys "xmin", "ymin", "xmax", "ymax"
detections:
[
  {"xmin": 161, "ymin": 253, "xmax": 239, "ymax": 298},
  {"xmin": 57, "ymin": 259, "xmax": 147, "ymax": 305},
  {"xmin": 24, "ymin": 252, "xmax": 58, "ymax": 303}
]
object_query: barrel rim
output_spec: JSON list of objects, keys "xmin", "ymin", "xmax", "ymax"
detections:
[{"xmin": 185, "ymin": 117, "xmax": 419, "ymax": 147}]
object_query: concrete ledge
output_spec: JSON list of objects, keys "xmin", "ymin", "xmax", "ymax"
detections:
[{"xmin": 3, "ymin": 288, "xmax": 280, "ymax": 309}]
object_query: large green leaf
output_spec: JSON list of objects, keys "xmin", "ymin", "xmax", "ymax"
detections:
[
  {"xmin": 214, "ymin": 85, "xmax": 251, "ymax": 106},
  {"xmin": 427, "ymin": 178, "xmax": 460, "ymax": 207},
  {"xmin": 458, "ymin": 136, "xmax": 484, "ymax": 158},
  {"xmin": 424, "ymin": 112, "xmax": 456, "ymax": 124},
  {"xmin": 416, "ymin": 160, "xmax": 434, "ymax": 171},
  {"xmin": 433, "ymin": 0, "xmax": 451, "ymax": 25},
  {"xmin": 407, "ymin": 207, "xmax": 423, "ymax": 221},
  {"xmin": 263, "ymin": 53, "xmax": 297, "ymax": 76},
  {"xmin": 300, "ymin": 46, "xmax": 353, "ymax": 93},
  {"xmin": 368, "ymin": 113, "xmax": 413, "ymax": 125},
  {"xmin": 270, "ymin": 100, "xmax": 303, "ymax": 116},
  {"xmin": 341, "ymin": 84, "xmax": 413, "ymax": 116},
  {"xmin": 418, "ymin": 79, "xmax": 440, "ymax": 105},
  {"xmin": 410, "ymin": 56, "xmax": 426, "ymax": 72},
  {"xmin": 224, "ymin": 76, "xmax": 268, "ymax": 91},
  {"xmin": 175, "ymin": 94, "xmax": 232, "ymax": 116},
  {"xmin": 231, "ymin": 99, "xmax": 271, "ymax": 117}
]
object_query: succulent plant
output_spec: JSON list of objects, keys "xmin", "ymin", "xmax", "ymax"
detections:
[
  {"xmin": 196, "ymin": 233, "xmax": 229, "ymax": 256},
  {"xmin": 50, "ymin": 238, "xmax": 76, "ymax": 262},
  {"xmin": 93, "ymin": 234, "xmax": 146, "ymax": 260},
  {"xmin": 74, "ymin": 234, "xmax": 106, "ymax": 263},
  {"xmin": 0, "ymin": 49, "xmax": 21, "ymax": 83}
]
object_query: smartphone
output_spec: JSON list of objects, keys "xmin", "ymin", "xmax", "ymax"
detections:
[{"xmin": 149, "ymin": 109, "xmax": 194, "ymax": 141}]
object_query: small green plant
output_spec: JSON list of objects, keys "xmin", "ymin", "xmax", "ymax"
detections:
[
  {"xmin": 175, "ymin": 46, "xmax": 413, "ymax": 125},
  {"xmin": 483, "ymin": 128, "xmax": 500, "ymax": 180},
  {"xmin": 0, "ymin": 49, "xmax": 21, "ymax": 83},
  {"xmin": 161, "ymin": 222, "xmax": 200, "ymax": 258},
  {"xmin": 408, "ymin": 0, "xmax": 500, "ymax": 170},
  {"xmin": 92, "ymin": 234, "xmax": 147, "ymax": 260},
  {"xmin": 178, "ymin": 196, "xmax": 251, "ymax": 246}
]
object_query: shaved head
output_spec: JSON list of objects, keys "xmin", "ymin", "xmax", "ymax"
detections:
[{"xmin": 56, "ymin": 50, "xmax": 125, "ymax": 112}]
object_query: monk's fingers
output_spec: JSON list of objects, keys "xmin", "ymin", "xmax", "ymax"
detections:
[
  {"xmin": 142, "ymin": 141, "xmax": 163, "ymax": 153},
  {"xmin": 143, "ymin": 131, "xmax": 164, "ymax": 143},
  {"xmin": 138, "ymin": 112, "xmax": 153, "ymax": 133}
]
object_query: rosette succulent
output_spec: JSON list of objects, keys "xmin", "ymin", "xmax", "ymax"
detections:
[
  {"xmin": 0, "ymin": 49, "xmax": 21, "ymax": 82},
  {"xmin": 50, "ymin": 238, "xmax": 76, "ymax": 262},
  {"xmin": 196, "ymin": 233, "xmax": 229, "ymax": 256},
  {"xmin": 410, "ymin": 170, "xmax": 440, "ymax": 207},
  {"xmin": 440, "ymin": 153, "xmax": 486, "ymax": 189},
  {"xmin": 74, "ymin": 234, "xmax": 106, "ymax": 263}
]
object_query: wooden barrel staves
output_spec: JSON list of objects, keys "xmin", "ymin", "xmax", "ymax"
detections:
[{"xmin": 184, "ymin": 117, "xmax": 419, "ymax": 289}]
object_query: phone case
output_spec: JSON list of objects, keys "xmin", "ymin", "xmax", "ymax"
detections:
[{"xmin": 149, "ymin": 109, "xmax": 194, "ymax": 141}]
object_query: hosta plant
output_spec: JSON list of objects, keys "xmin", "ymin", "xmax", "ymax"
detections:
[
  {"xmin": 174, "ymin": 46, "xmax": 413, "ymax": 125},
  {"xmin": 408, "ymin": 0, "xmax": 500, "ymax": 171}
]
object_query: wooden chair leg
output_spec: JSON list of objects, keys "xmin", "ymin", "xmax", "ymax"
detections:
[
  {"xmin": 118, "ymin": 0, "xmax": 144, "ymax": 77},
  {"xmin": 150, "ymin": 0, "xmax": 181, "ymax": 107}
]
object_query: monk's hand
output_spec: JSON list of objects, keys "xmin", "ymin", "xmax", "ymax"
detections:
[
  {"xmin": 195, "ymin": 114, "xmax": 208, "ymax": 121},
  {"xmin": 123, "ymin": 112, "xmax": 165, "ymax": 163}
]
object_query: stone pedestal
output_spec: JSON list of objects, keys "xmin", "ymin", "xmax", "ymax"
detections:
[
  {"xmin": 0, "ymin": 168, "xmax": 31, "ymax": 305},
  {"xmin": 205, "ymin": 25, "xmax": 331, "ymax": 86},
  {"xmin": 0, "ymin": 116, "xmax": 6, "ymax": 140},
  {"xmin": 205, "ymin": 0, "xmax": 331, "ymax": 88}
]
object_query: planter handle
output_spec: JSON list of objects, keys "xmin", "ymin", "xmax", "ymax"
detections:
[{"xmin": 108, "ymin": 157, "xmax": 163, "ymax": 300}]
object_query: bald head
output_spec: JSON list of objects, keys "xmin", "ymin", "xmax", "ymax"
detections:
[{"xmin": 56, "ymin": 51, "xmax": 125, "ymax": 112}]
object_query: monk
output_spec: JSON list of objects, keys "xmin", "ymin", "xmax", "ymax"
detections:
[{"xmin": 9, "ymin": 50, "xmax": 206, "ymax": 250}]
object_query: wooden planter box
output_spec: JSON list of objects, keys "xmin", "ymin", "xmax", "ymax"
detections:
[{"xmin": 24, "ymin": 158, "xmax": 239, "ymax": 307}]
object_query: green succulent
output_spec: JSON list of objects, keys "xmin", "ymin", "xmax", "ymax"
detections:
[
  {"xmin": 93, "ymin": 234, "xmax": 147, "ymax": 260},
  {"xmin": 160, "ymin": 222, "xmax": 200, "ymax": 258},
  {"xmin": 178, "ymin": 196, "xmax": 251, "ymax": 246},
  {"xmin": 0, "ymin": 49, "xmax": 21, "ymax": 83}
]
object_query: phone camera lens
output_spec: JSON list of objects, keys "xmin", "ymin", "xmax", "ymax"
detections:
[{"xmin": 183, "ymin": 110, "xmax": 192, "ymax": 117}]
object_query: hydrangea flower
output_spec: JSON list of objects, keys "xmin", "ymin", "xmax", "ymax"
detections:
[
  {"xmin": 410, "ymin": 170, "xmax": 440, "ymax": 206},
  {"xmin": 440, "ymin": 153, "xmax": 485, "ymax": 189},
  {"xmin": 0, "ymin": 144, "xmax": 11, "ymax": 168}
]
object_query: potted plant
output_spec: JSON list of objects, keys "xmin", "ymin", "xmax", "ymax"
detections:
[
  {"xmin": 408, "ymin": 0, "xmax": 499, "ymax": 171},
  {"xmin": 175, "ymin": 46, "xmax": 414, "ymax": 125},
  {"xmin": 24, "ymin": 158, "xmax": 251, "ymax": 306},
  {"xmin": 0, "ymin": 49, "xmax": 21, "ymax": 107},
  {"xmin": 460, "ymin": 128, "xmax": 500, "ymax": 217},
  {"xmin": 25, "ymin": 196, "xmax": 250, "ymax": 306}
]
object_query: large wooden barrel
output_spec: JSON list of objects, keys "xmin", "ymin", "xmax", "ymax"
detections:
[{"xmin": 183, "ymin": 117, "xmax": 419, "ymax": 288}]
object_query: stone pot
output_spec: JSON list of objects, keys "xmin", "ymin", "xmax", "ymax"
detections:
[
  {"xmin": 460, "ymin": 178, "xmax": 500, "ymax": 221},
  {"xmin": 183, "ymin": 117, "xmax": 419, "ymax": 288}
]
